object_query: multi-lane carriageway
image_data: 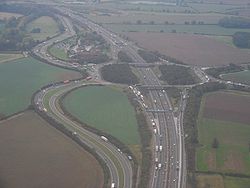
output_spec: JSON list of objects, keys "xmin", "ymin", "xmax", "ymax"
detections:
[
  {"xmin": 31, "ymin": 6, "xmax": 187, "ymax": 188},
  {"xmin": 135, "ymin": 68, "xmax": 186, "ymax": 188}
]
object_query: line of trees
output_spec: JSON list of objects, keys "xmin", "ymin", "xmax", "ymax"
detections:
[
  {"xmin": 183, "ymin": 82, "xmax": 226, "ymax": 171},
  {"xmin": 125, "ymin": 90, "xmax": 152, "ymax": 188},
  {"xmin": 218, "ymin": 16, "xmax": 250, "ymax": 28}
]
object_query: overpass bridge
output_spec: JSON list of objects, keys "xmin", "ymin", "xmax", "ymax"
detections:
[{"xmin": 136, "ymin": 84, "xmax": 194, "ymax": 90}]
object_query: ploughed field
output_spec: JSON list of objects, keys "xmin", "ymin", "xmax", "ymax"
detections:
[
  {"xmin": 63, "ymin": 85, "xmax": 140, "ymax": 145},
  {"xmin": 0, "ymin": 111, "xmax": 104, "ymax": 188},
  {"xmin": 125, "ymin": 32, "xmax": 250, "ymax": 66},
  {"xmin": 197, "ymin": 91, "xmax": 250, "ymax": 175},
  {"xmin": 0, "ymin": 57, "xmax": 80, "ymax": 117}
]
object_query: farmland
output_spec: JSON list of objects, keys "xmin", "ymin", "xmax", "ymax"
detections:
[
  {"xmin": 196, "ymin": 91, "xmax": 250, "ymax": 175},
  {"xmin": 195, "ymin": 174, "xmax": 250, "ymax": 188},
  {"xmin": 93, "ymin": 1, "xmax": 193, "ymax": 13},
  {"xmin": 195, "ymin": 174, "xmax": 224, "ymax": 188},
  {"xmin": 125, "ymin": 32, "xmax": 250, "ymax": 66},
  {"xmin": 0, "ymin": 57, "xmax": 80, "ymax": 116},
  {"xmin": 221, "ymin": 70, "xmax": 250, "ymax": 85},
  {"xmin": 0, "ymin": 53, "xmax": 23, "ymax": 63},
  {"xmin": 26, "ymin": 16, "xmax": 59, "ymax": 41},
  {"xmin": 0, "ymin": 12, "xmax": 22, "ymax": 19},
  {"xmin": 89, "ymin": 12, "xmax": 225, "ymax": 25},
  {"xmin": 63, "ymin": 85, "xmax": 140, "ymax": 145},
  {"xmin": 0, "ymin": 111, "xmax": 103, "ymax": 188},
  {"xmin": 105, "ymin": 24, "xmax": 250, "ymax": 35}
]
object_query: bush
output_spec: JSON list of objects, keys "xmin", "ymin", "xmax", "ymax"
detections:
[
  {"xmin": 233, "ymin": 32, "xmax": 250, "ymax": 49},
  {"xmin": 101, "ymin": 64, "xmax": 139, "ymax": 84},
  {"xmin": 138, "ymin": 49, "xmax": 159, "ymax": 63},
  {"xmin": 219, "ymin": 17, "xmax": 250, "ymax": 28},
  {"xmin": 118, "ymin": 51, "xmax": 133, "ymax": 63},
  {"xmin": 159, "ymin": 65, "xmax": 198, "ymax": 85}
]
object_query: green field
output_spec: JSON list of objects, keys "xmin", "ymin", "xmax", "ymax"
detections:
[
  {"xmin": 26, "ymin": 16, "xmax": 59, "ymax": 41},
  {"xmin": 88, "ymin": 12, "xmax": 224, "ymax": 25},
  {"xmin": 0, "ymin": 53, "xmax": 23, "ymax": 63},
  {"xmin": 105, "ymin": 23, "xmax": 250, "ymax": 35},
  {"xmin": 48, "ymin": 37, "xmax": 76, "ymax": 60},
  {"xmin": 0, "ymin": 57, "xmax": 80, "ymax": 116},
  {"xmin": 195, "ymin": 174, "xmax": 250, "ymax": 188},
  {"xmin": 196, "ymin": 93, "xmax": 250, "ymax": 175},
  {"xmin": 49, "ymin": 45, "xmax": 69, "ymax": 60},
  {"xmin": 63, "ymin": 85, "xmax": 140, "ymax": 145},
  {"xmin": 94, "ymin": 1, "xmax": 193, "ymax": 13},
  {"xmin": 221, "ymin": 70, "xmax": 250, "ymax": 85},
  {"xmin": 187, "ymin": 2, "xmax": 242, "ymax": 13},
  {"xmin": 224, "ymin": 176, "xmax": 250, "ymax": 188}
]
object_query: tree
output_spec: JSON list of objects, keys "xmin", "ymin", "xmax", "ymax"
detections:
[
  {"xmin": 136, "ymin": 20, "xmax": 142, "ymax": 25},
  {"xmin": 191, "ymin": 20, "xmax": 196, "ymax": 25},
  {"xmin": 212, "ymin": 138, "xmax": 219, "ymax": 149}
]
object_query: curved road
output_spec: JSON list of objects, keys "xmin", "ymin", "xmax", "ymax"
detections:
[{"xmin": 32, "ymin": 15, "xmax": 133, "ymax": 188}]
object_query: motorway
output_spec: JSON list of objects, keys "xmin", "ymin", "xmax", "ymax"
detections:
[
  {"xmin": 57, "ymin": 9, "xmax": 187, "ymax": 188},
  {"xmin": 30, "ymin": 5, "xmax": 188, "ymax": 188}
]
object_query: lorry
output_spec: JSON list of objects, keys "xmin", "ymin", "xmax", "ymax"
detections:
[
  {"xmin": 111, "ymin": 182, "xmax": 115, "ymax": 188},
  {"xmin": 86, "ymin": 76, "xmax": 92, "ymax": 80},
  {"xmin": 156, "ymin": 145, "xmax": 159, "ymax": 152},
  {"xmin": 158, "ymin": 163, "xmax": 162, "ymax": 169},
  {"xmin": 159, "ymin": 145, "xmax": 163, "ymax": 152},
  {"xmin": 63, "ymin": 80, "xmax": 70, "ymax": 84},
  {"xmin": 101, "ymin": 136, "xmax": 108, "ymax": 142}
]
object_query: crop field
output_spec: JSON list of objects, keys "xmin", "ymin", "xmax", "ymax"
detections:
[
  {"xmin": 195, "ymin": 174, "xmax": 224, "ymax": 188},
  {"xmin": 224, "ymin": 176, "xmax": 250, "ymax": 188},
  {"xmin": 125, "ymin": 32, "xmax": 250, "ymax": 66},
  {"xmin": 187, "ymin": 2, "xmax": 244, "ymax": 13},
  {"xmin": 0, "ymin": 53, "xmax": 23, "ymax": 63},
  {"xmin": 63, "ymin": 85, "xmax": 140, "ymax": 145},
  {"xmin": 195, "ymin": 0, "xmax": 250, "ymax": 5},
  {"xmin": 0, "ymin": 111, "xmax": 103, "ymax": 188},
  {"xmin": 27, "ymin": 16, "xmax": 59, "ymax": 41},
  {"xmin": 0, "ymin": 12, "xmax": 23, "ymax": 19},
  {"xmin": 221, "ymin": 70, "xmax": 250, "ymax": 85},
  {"xmin": 195, "ymin": 174, "xmax": 250, "ymax": 188},
  {"xmin": 105, "ymin": 23, "xmax": 250, "ymax": 35},
  {"xmin": 89, "ymin": 12, "xmax": 224, "ymax": 25},
  {"xmin": 95, "ymin": 2, "xmax": 193, "ymax": 12},
  {"xmin": 196, "ymin": 91, "xmax": 250, "ymax": 175},
  {"xmin": 0, "ymin": 57, "xmax": 80, "ymax": 116}
]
